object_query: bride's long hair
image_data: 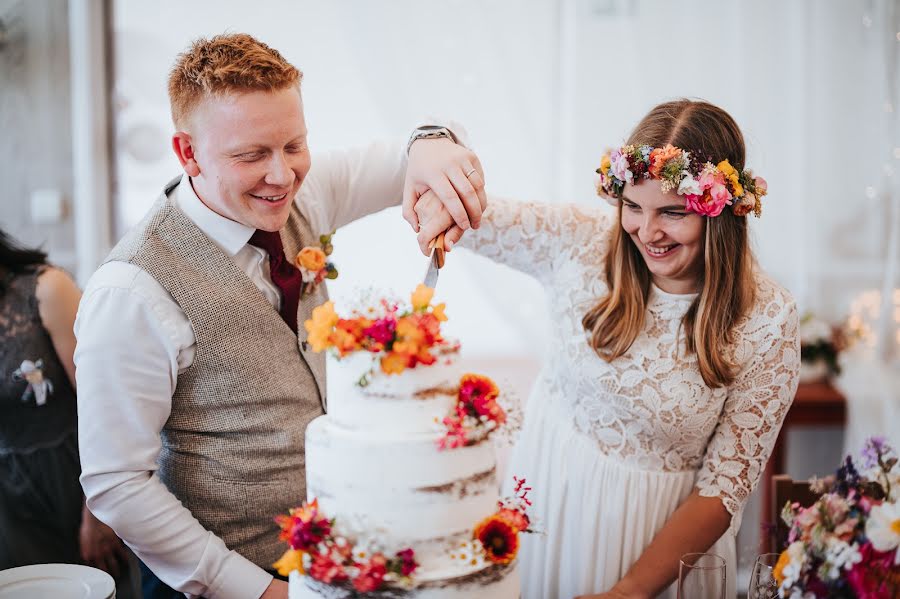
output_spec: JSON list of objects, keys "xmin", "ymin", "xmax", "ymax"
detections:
[{"xmin": 582, "ymin": 99, "xmax": 757, "ymax": 388}]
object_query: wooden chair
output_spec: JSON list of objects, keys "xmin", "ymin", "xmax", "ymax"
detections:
[{"xmin": 769, "ymin": 475, "xmax": 821, "ymax": 553}]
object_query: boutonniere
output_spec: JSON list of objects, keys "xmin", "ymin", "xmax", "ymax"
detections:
[{"xmin": 294, "ymin": 231, "xmax": 338, "ymax": 296}]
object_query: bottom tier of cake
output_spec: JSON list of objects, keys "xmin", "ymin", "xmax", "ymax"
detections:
[{"xmin": 288, "ymin": 561, "xmax": 519, "ymax": 598}]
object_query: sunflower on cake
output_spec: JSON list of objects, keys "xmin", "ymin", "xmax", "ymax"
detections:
[{"xmin": 274, "ymin": 285, "xmax": 532, "ymax": 598}]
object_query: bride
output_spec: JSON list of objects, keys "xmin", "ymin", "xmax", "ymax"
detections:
[{"xmin": 410, "ymin": 99, "xmax": 801, "ymax": 599}]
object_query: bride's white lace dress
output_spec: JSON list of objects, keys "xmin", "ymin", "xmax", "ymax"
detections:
[{"xmin": 459, "ymin": 198, "xmax": 801, "ymax": 599}]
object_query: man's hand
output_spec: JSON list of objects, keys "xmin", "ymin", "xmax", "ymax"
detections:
[
  {"xmin": 403, "ymin": 138, "xmax": 486, "ymax": 238},
  {"xmin": 79, "ymin": 506, "xmax": 129, "ymax": 577},
  {"xmin": 260, "ymin": 579, "xmax": 289, "ymax": 599},
  {"xmin": 414, "ymin": 189, "xmax": 464, "ymax": 256}
]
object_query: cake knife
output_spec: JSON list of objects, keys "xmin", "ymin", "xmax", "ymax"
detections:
[{"xmin": 423, "ymin": 231, "xmax": 446, "ymax": 289}]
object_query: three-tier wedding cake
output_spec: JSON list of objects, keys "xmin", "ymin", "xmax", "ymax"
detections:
[{"xmin": 276, "ymin": 287, "xmax": 530, "ymax": 598}]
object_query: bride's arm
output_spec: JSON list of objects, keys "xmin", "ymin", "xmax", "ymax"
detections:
[
  {"xmin": 579, "ymin": 492, "xmax": 731, "ymax": 599},
  {"xmin": 414, "ymin": 189, "xmax": 611, "ymax": 281}
]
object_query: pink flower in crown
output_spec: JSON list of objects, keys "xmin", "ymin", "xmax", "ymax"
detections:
[
  {"xmin": 610, "ymin": 150, "xmax": 633, "ymax": 184},
  {"xmin": 699, "ymin": 167, "xmax": 725, "ymax": 190},
  {"xmin": 708, "ymin": 182, "xmax": 732, "ymax": 207},
  {"xmin": 684, "ymin": 192, "xmax": 727, "ymax": 217},
  {"xmin": 754, "ymin": 176, "xmax": 768, "ymax": 195}
]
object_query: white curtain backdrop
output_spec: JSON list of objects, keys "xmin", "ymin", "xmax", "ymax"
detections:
[{"xmin": 108, "ymin": 0, "xmax": 895, "ymax": 582}]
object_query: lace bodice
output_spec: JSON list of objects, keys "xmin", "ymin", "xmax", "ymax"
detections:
[{"xmin": 459, "ymin": 198, "xmax": 800, "ymax": 527}]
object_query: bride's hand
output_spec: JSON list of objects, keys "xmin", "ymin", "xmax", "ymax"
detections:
[
  {"xmin": 414, "ymin": 189, "xmax": 464, "ymax": 256},
  {"xmin": 575, "ymin": 580, "xmax": 650, "ymax": 599}
]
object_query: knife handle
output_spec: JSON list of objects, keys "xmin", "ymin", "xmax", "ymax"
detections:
[{"xmin": 428, "ymin": 232, "xmax": 446, "ymax": 269}]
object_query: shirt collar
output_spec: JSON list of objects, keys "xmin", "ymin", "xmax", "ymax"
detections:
[{"xmin": 172, "ymin": 175, "xmax": 255, "ymax": 257}]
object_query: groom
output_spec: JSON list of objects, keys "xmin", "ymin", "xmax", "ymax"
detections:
[{"xmin": 74, "ymin": 33, "xmax": 485, "ymax": 599}]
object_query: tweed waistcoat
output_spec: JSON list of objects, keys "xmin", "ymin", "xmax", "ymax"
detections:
[{"xmin": 104, "ymin": 177, "xmax": 327, "ymax": 567}]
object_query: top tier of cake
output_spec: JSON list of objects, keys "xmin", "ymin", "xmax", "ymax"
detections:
[{"xmin": 325, "ymin": 341, "xmax": 462, "ymax": 435}]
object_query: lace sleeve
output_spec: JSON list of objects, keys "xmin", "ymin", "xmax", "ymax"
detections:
[
  {"xmin": 695, "ymin": 279, "xmax": 801, "ymax": 533},
  {"xmin": 456, "ymin": 197, "xmax": 613, "ymax": 281}
]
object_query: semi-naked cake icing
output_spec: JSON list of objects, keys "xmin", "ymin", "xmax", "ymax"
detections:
[
  {"xmin": 279, "ymin": 287, "xmax": 527, "ymax": 597},
  {"xmin": 290, "ymin": 344, "xmax": 521, "ymax": 598}
]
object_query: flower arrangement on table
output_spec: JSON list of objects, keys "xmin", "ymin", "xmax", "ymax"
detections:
[
  {"xmin": 273, "ymin": 499, "xmax": 418, "ymax": 592},
  {"xmin": 437, "ymin": 373, "xmax": 507, "ymax": 450},
  {"xmin": 774, "ymin": 437, "xmax": 900, "ymax": 598},
  {"xmin": 450, "ymin": 477, "xmax": 536, "ymax": 567},
  {"xmin": 799, "ymin": 312, "xmax": 845, "ymax": 382},
  {"xmin": 304, "ymin": 284, "xmax": 448, "ymax": 384}
]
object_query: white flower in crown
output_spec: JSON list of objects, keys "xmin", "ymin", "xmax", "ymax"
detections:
[{"xmin": 677, "ymin": 172, "xmax": 702, "ymax": 196}]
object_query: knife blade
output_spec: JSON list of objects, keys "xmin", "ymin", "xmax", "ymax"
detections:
[{"xmin": 423, "ymin": 232, "xmax": 446, "ymax": 289}]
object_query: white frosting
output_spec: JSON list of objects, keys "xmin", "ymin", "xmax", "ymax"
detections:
[
  {"xmin": 305, "ymin": 417, "xmax": 498, "ymax": 573},
  {"xmin": 294, "ymin": 342, "xmax": 520, "ymax": 597},
  {"xmin": 325, "ymin": 342, "xmax": 463, "ymax": 434}
]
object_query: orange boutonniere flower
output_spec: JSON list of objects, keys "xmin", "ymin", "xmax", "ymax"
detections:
[{"xmin": 295, "ymin": 232, "xmax": 338, "ymax": 296}]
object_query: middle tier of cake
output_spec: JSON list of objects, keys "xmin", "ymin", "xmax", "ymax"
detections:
[{"xmin": 304, "ymin": 416, "xmax": 499, "ymax": 578}]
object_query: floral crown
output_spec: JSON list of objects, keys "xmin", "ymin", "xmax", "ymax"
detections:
[{"xmin": 595, "ymin": 144, "xmax": 768, "ymax": 218}]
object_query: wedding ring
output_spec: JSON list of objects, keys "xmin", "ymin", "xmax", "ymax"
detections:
[{"xmin": 465, "ymin": 168, "xmax": 477, "ymax": 178}]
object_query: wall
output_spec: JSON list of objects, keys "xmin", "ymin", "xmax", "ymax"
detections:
[{"xmin": 0, "ymin": 0, "xmax": 76, "ymax": 271}]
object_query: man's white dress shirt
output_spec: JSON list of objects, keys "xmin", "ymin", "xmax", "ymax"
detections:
[{"xmin": 75, "ymin": 142, "xmax": 406, "ymax": 599}]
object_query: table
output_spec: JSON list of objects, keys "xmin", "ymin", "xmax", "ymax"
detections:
[{"xmin": 760, "ymin": 381, "xmax": 846, "ymax": 553}]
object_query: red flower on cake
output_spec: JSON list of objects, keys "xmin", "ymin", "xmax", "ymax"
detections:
[
  {"xmin": 309, "ymin": 550, "xmax": 348, "ymax": 583},
  {"xmin": 274, "ymin": 498, "xmax": 333, "ymax": 552},
  {"xmin": 352, "ymin": 554, "xmax": 388, "ymax": 592},
  {"xmin": 473, "ymin": 514, "xmax": 520, "ymax": 565}
]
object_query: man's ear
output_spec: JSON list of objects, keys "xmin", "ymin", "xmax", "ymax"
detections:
[{"xmin": 172, "ymin": 132, "xmax": 200, "ymax": 177}]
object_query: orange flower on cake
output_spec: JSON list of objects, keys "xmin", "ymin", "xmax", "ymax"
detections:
[{"xmin": 473, "ymin": 515, "xmax": 520, "ymax": 565}]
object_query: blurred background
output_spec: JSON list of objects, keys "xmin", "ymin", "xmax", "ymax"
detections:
[{"xmin": 2, "ymin": 0, "xmax": 899, "ymax": 591}]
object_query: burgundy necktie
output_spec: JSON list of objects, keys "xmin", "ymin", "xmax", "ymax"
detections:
[{"xmin": 248, "ymin": 229, "xmax": 302, "ymax": 333}]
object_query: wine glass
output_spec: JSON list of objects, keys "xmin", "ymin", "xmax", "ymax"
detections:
[
  {"xmin": 677, "ymin": 552, "xmax": 726, "ymax": 599},
  {"xmin": 748, "ymin": 553, "xmax": 780, "ymax": 599}
]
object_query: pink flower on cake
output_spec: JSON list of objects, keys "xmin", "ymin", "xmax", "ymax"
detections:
[{"xmin": 395, "ymin": 548, "xmax": 418, "ymax": 577}]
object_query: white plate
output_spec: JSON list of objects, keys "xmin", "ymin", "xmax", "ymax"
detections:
[{"xmin": 0, "ymin": 564, "xmax": 115, "ymax": 599}]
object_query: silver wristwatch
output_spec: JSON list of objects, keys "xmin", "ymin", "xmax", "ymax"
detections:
[{"xmin": 406, "ymin": 126, "xmax": 458, "ymax": 155}]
